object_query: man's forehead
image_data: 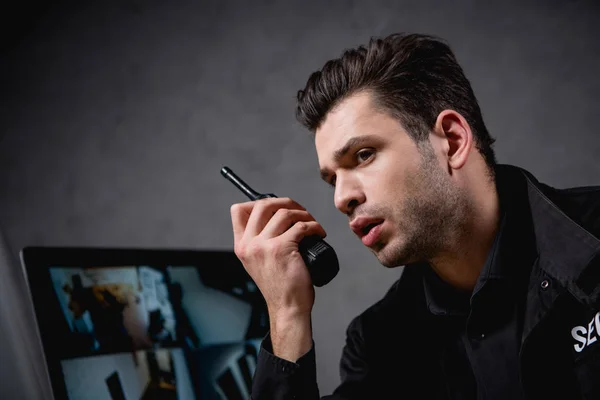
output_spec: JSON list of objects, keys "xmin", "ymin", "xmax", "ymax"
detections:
[{"xmin": 314, "ymin": 92, "xmax": 378, "ymax": 158}]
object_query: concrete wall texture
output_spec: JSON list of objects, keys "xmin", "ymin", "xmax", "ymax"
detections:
[{"xmin": 1, "ymin": 0, "xmax": 599, "ymax": 397}]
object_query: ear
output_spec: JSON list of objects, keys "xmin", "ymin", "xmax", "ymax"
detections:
[{"xmin": 432, "ymin": 109, "xmax": 473, "ymax": 170}]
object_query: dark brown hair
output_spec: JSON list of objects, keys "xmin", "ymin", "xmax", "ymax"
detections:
[{"xmin": 296, "ymin": 33, "xmax": 497, "ymax": 172}]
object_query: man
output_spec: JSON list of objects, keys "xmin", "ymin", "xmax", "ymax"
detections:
[{"xmin": 229, "ymin": 33, "xmax": 600, "ymax": 399}]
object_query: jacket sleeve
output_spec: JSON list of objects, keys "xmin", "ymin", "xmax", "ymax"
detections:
[
  {"xmin": 251, "ymin": 333, "xmax": 320, "ymax": 400},
  {"xmin": 322, "ymin": 317, "xmax": 371, "ymax": 399},
  {"xmin": 251, "ymin": 317, "xmax": 370, "ymax": 400}
]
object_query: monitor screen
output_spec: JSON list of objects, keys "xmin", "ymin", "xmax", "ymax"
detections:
[{"xmin": 22, "ymin": 248, "xmax": 268, "ymax": 400}]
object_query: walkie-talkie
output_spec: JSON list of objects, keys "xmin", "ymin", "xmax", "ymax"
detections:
[{"xmin": 221, "ymin": 166, "xmax": 339, "ymax": 287}]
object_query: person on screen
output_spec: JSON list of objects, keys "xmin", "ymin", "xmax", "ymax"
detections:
[
  {"xmin": 228, "ymin": 33, "xmax": 600, "ymax": 399},
  {"xmin": 65, "ymin": 274, "xmax": 133, "ymax": 353}
]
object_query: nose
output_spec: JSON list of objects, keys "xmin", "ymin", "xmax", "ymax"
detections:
[{"xmin": 334, "ymin": 174, "xmax": 366, "ymax": 215}]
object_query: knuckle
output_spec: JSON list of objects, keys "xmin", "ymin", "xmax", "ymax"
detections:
[
  {"xmin": 247, "ymin": 241, "xmax": 264, "ymax": 256},
  {"xmin": 283, "ymin": 197, "xmax": 302, "ymax": 209},
  {"xmin": 276, "ymin": 208, "xmax": 291, "ymax": 219},
  {"xmin": 255, "ymin": 198, "xmax": 270, "ymax": 212},
  {"xmin": 234, "ymin": 243, "xmax": 246, "ymax": 259}
]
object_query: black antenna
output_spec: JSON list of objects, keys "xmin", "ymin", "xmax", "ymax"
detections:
[{"xmin": 221, "ymin": 166, "xmax": 262, "ymax": 200}]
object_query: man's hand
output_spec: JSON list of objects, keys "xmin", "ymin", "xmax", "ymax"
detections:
[{"xmin": 230, "ymin": 197, "xmax": 326, "ymax": 361}]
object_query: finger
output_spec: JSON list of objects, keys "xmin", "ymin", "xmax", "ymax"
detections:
[
  {"xmin": 230, "ymin": 201, "xmax": 255, "ymax": 246},
  {"xmin": 280, "ymin": 220, "xmax": 327, "ymax": 244},
  {"xmin": 260, "ymin": 209, "xmax": 315, "ymax": 239},
  {"xmin": 244, "ymin": 197, "xmax": 306, "ymax": 238}
]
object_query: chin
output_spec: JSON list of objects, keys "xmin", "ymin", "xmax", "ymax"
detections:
[
  {"xmin": 373, "ymin": 246, "xmax": 407, "ymax": 268},
  {"xmin": 373, "ymin": 239, "xmax": 419, "ymax": 268}
]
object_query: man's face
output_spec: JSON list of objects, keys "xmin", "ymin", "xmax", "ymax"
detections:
[{"xmin": 315, "ymin": 91, "xmax": 469, "ymax": 267}]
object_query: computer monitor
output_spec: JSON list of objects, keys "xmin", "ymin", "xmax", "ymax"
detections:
[{"xmin": 21, "ymin": 247, "xmax": 269, "ymax": 400}]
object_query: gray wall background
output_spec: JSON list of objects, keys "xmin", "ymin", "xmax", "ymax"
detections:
[{"xmin": 1, "ymin": 0, "xmax": 599, "ymax": 398}]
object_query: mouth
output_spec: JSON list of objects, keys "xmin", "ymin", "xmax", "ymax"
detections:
[
  {"xmin": 361, "ymin": 222, "xmax": 382, "ymax": 236},
  {"xmin": 350, "ymin": 218, "xmax": 384, "ymax": 238}
]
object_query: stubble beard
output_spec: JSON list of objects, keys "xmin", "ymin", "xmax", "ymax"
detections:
[{"xmin": 375, "ymin": 145, "xmax": 473, "ymax": 267}]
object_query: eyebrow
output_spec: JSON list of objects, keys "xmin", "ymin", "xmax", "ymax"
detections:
[{"xmin": 320, "ymin": 135, "xmax": 379, "ymax": 182}]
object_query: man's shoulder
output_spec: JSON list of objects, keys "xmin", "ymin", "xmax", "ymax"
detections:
[
  {"xmin": 535, "ymin": 181, "xmax": 600, "ymax": 239},
  {"xmin": 507, "ymin": 164, "xmax": 600, "ymax": 238},
  {"xmin": 504, "ymin": 164, "xmax": 600, "ymax": 305}
]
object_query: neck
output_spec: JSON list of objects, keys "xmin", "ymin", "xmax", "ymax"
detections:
[{"xmin": 428, "ymin": 171, "xmax": 501, "ymax": 293}]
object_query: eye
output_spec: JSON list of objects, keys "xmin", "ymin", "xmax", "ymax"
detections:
[{"xmin": 356, "ymin": 149, "xmax": 374, "ymax": 163}]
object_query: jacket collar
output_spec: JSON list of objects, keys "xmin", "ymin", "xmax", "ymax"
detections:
[{"xmin": 515, "ymin": 166, "xmax": 600, "ymax": 305}]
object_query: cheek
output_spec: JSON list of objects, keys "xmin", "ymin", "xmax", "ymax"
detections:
[
  {"xmin": 363, "ymin": 154, "xmax": 419, "ymax": 202},
  {"xmin": 364, "ymin": 169, "xmax": 406, "ymax": 209},
  {"xmin": 370, "ymin": 158, "xmax": 406, "ymax": 184},
  {"xmin": 374, "ymin": 164, "xmax": 410, "ymax": 195}
]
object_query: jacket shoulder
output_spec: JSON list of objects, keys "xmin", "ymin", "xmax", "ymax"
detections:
[
  {"xmin": 536, "ymin": 181, "xmax": 600, "ymax": 239},
  {"xmin": 501, "ymin": 165, "xmax": 600, "ymax": 239}
]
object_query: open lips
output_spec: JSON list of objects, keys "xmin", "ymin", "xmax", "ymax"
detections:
[{"xmin": 350, "ymin": 218, "xmax": 384, "ymax": 238}]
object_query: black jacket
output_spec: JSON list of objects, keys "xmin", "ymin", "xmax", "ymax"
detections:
[{"xmin": 251, "ymin": 165, "xmax": 600, "ymax": 400}]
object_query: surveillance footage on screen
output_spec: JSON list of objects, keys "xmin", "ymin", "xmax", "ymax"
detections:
[{"xmin": 49, "ymin": 264, "xmax": 267, "ymax": 400}]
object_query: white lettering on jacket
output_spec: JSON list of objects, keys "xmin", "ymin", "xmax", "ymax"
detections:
[{"xmin": 572, "ymin": 311, "xmax": 600, "ymax": 353}]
